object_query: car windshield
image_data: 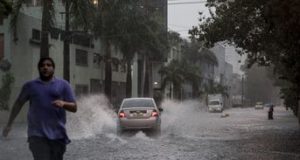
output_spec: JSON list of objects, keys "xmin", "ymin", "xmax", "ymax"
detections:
[
  {"xmin": 209, "ymin": 101, "xmax": 220, "ymax": 105},
  {"xmin": 122, "ymin": 99, "xmax": 155, "ymax": 108}
]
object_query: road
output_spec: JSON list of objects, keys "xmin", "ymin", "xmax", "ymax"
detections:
[{"xmin": 1, "ymin": 97, "xmax": 300, "ymax": 160}]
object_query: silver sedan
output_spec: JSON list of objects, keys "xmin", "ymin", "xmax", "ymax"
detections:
[{"xmin": 117, "ymin": 98, "xmax": 161, "ymax": 134}]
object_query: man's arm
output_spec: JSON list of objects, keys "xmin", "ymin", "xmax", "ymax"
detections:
[
  {"xmin": 2, "ymin": 99, "xmax": 26, "ymax": 137},
  {"xmin": 52, "ymin": 100, "xmax": 77, "ymax": 113}
]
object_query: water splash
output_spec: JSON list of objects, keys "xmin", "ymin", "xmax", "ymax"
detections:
[
  {"xmin": 67, "ymin": 94, "xmax": 117, "ymax": 139},
  {"xmin": 132, "ymin": 131, "xmax": 153, "ymax": 141},
  {"xmin": 160, "ymin": 99, "xmax": 215, "ymax": 138}
]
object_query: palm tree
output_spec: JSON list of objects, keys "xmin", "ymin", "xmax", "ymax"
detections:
[
  {"xmin": 90, "ymin": 0, "xmax": 131, "ymax": 100},
  {"xmin": 181, "ymin": 60, "xmax": 202, "ymax": 98},
  {"xmin": 140, "ymin": 21, "xmax": 169, "ymax": 97},
  {"xmin": 115, "ymin": 0, "xmax": 147, "ymax": 97},
  {"xmin": 181, "ymin": 40, "xmax": 218, "ymax": 98},
  {"xmin": 159, "ymin": 60, "xmax": 185, "ymax": 99},
  {"xmin": 90, "ymin": 0, "xmax": 168, "ymax": 99},
  {"xmin": 62, "ymin": 0, "xmax": 92, "ymax": 81}
]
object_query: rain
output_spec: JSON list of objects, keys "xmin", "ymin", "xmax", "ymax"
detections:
[{"xmin": 1, "ymin": 0, "xmax": 300, "ymax": 160}]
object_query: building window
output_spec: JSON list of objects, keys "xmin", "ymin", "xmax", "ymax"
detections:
[
  {"xmin": 0, "ymin": 34, "xmax": 4, "ymax": 60},
  {"xmin": 93, "ymin": 53, "xmax": 102, "ymax": 68},
  {"xmin": 75, "ymin": 49, "xmax": 88, "ymax": 67},
  {"xmin": 32, "ymin": 29, "xmax": 41, "ymax": 41},
  {"xmin": 75, "ymin": 84, "xmax": 88, "ymax": 96}
]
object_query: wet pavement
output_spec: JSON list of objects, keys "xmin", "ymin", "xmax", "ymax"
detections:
[{"xmin": 1, "ymin": 98, "xmax": 300, "ymax": 160}]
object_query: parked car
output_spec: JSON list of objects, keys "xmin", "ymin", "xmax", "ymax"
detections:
[
  {"xmin": 117, "ymin": 98, "xmax": 161, "ymax": 135},
  {"xmin": 255, "ymin": 102, "xmax": 264, "ymax": 109}
]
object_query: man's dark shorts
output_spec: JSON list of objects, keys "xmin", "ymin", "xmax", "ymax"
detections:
[{"xmin": 28, "ymin": 136, "xmax": 66, "ymax": 160}]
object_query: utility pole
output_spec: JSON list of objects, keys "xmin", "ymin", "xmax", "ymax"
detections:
[{"xmin": 241, "ymin": 74, "xmax": 244, "ymax": 107}]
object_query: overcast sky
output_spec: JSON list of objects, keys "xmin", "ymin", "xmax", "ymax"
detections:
[
  {"xmin": 168, "ymin": 0, "xmax": 209, "ymax": 38},
  {"xmin": 167, "ymin": 1, "xmax": 246, "ymax": 75}
]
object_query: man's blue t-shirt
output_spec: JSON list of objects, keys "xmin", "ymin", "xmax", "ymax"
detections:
[{"xmin": 18, "ymin": 77, "xmax": 76, "ymax": 144}]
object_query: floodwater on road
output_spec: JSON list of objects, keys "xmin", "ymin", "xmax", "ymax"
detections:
[{"xmin": 1, "ymin": 95, "xmax": 300, "ymax": 160}]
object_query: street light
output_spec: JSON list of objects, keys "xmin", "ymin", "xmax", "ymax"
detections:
[{"xmin": 92, "ymin": 0, "xmax": 98, "ymax": 5}]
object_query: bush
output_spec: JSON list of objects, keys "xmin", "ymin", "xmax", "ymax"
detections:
[{"xmin": 0, "ymin": 73, "xmax": 14, "ymax": 110}]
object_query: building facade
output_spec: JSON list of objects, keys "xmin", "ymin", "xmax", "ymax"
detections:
[{"xmin": 0, "ymin": 1, "xmax": 128, "ymax": 122}]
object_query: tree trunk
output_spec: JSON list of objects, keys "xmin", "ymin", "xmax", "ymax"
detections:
[
  {"xmin": 174, "ymin": 85, "xmax": 181, "ymax": 100},
  {"xmin": 63, "ymin": 0, "xmax": 70, "ymax": 82},
  {"xmin": 192, "ymin": 82, "xmax": 199, "ymax": 98},
  {"xmin": 298, "ymin": 100, "xmax": 300, "ymax": 125},
  {"xmin": 143, "ymin": 54, "xmax": 150, "ymax": 97},
  {"xmin": 40, "ymin": 0, "xmax": 51, "ymax": 58},
  {"xmin": 126, "ymin": 60, "xmax": 132, "ymax": 98},
  {"xmin": 104, "ymin": 40, "xmax": 112, "ymax": 100}
]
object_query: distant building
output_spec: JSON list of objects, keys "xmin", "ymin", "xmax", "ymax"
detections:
[
  {"xmin": 210, "ymin": 43, "xmax": 226, "ymax": 85},
  {"xmin": 225, "ymin": 46, "xmax": 246, "ymax": 75}
]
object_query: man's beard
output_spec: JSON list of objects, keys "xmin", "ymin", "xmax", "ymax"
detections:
[{"xmin": 39, "ymin": 72, "xmax": 53, "ymax": 81}]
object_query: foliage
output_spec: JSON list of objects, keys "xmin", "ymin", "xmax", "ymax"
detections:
[
  {"xmin": 88, "ymin": 0, "xmax": 169, "ymax": 98},
  {"xmin": 159, "ymin": 60, "xmax": 185, "ymax": 99},
  {"xmin": 191, "ymin": 0, "xmax": 300, "ymax": 115},
  {"xmin": 205, "ymin": 82, "xmax": 229, "ymax": 98},
  {"xmin": 182, "ymin": 40, "xmax": 218, "ymax": 66},
  {"xmin": 0, "ymin": 0, "xmax": 12, "ymax": 16},
  {"xmin": 0, "ymin": 73, "xmax": 14, "ymax": 110},
  {"xmin": 0, "ymin": 59, "xmax": 11, "ymax": 72}
]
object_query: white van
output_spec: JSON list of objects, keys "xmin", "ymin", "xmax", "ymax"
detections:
[{"xmin": 208, "ymin": 94, "xmax": 224, "ymax": 112}]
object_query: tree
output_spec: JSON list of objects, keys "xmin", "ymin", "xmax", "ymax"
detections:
[
  {"xmin": 0, "ymin": 0, "xmax": 12, "ymax": 17},
  {"xmin": 182, "ymin": 61, "xmax": 202, "ymax": 98},
  {"xmin": 181, "ymin": 39, "xmax": 218, "ymax": 97},
  {"xmin": 159, "ymin": 60, "xmax": 185, "ymax": 99},
  {"xmin": 89, "ymin": 0, "xmax": 125, "ymax": 100},
  {"xmin": 90, "ymin": 0, "xmax": 169, "ymax": 99},
  {"xmin": 191, "ymin": 0, "xmax": 300, "ymax": 120},
  {"xmin": 140, "ymin": 23, "xmax": 168, "ymax": 97},
  {"xmin": 62, "ymin": 0, "xmax": 92, "ymax": 82},
  {"xmin": 116, "ymin": 1, "xmax": 168, "ymax": 98}
]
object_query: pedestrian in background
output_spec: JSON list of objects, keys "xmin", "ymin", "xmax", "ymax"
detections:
[
  {"xmin": 268, "ymin": 104, "xmax": 274, "ymax": 120},
  {"xmin": 2, "ymin": 57, "xmax": 77, "ymax": 160}
]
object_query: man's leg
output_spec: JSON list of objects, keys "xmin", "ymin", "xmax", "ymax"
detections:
[
  {"xmin": 28, "ymin": 137, "xmax": 51, "ymax": 160},
  {"xmin": 49, "ymin": 140, "xmax": 66, "ymax": 160}
]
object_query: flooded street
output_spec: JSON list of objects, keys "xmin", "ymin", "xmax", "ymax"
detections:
[{"xmin": 1, "ymin": 96, "xmax": 300, "ymax": 160}]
